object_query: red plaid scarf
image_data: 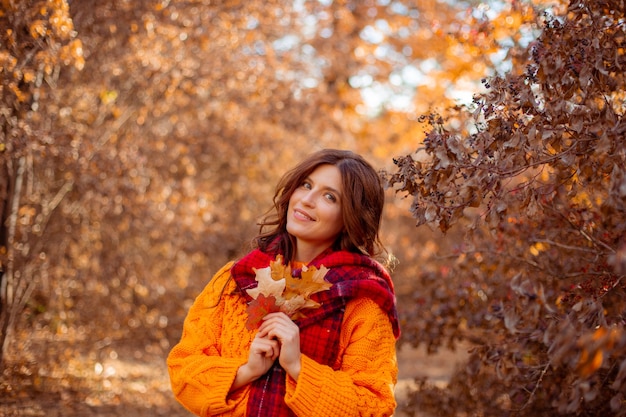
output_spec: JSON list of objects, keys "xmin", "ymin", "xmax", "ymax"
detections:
[{"xmin": 231, "ymin": 247, "xmax": 400, "ymax": 417}]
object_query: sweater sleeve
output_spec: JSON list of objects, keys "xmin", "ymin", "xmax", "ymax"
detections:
[
  {"xmin": 283, "ymin": 298, "xmax": 398, "ymax": 417},
  {"xmin": 167, "ymin": 262, "xmax": 249, "ymax": 417}
]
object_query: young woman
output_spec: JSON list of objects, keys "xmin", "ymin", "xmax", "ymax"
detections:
[{"xmin": 167, "ymin": 149, "xmax": 400, "ymax": 416}]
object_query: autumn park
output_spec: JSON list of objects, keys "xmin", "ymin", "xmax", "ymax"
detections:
[{"xmin": 1, "ymin": 0, "xmax": 625, "ymax": 415}]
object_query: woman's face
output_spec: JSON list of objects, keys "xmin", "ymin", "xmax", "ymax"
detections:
[{"xmin": 287, "ymin": 164, "xmax": 344, "ymax": 261}]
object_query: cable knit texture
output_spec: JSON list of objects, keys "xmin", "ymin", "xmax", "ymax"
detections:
[{"xmin": 167, "ymin": 261, "xmax": 398, "ymax": 417}]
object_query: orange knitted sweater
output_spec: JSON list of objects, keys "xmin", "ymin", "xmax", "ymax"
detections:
[{"xmin": 167, "ymin": 261, "xmax": 398, "ymax": 417}]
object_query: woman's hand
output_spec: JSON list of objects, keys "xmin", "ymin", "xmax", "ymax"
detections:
[
  {"xmin": 231, "ymin": 332, "xmax": 279, "ymax": 391},
  {"xmin": 258, "ymin": 312, "xmax": 302, "ymax": 380}
]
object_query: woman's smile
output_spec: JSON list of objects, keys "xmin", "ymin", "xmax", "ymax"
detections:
[{"xmin": 293, "ymin": 208, "xmax": 315, "ymax": 222}]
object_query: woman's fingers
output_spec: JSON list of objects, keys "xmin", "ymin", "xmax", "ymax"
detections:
[
  {"xmin": 259, "ymin": 312, "xmax": 300, "ymax": 346},
  {"xmin": 258, "ymin": 312, "xmax": 302, "ymax": 379},
  {"xmin": 244, "ymin": 333, "xmax": 280, "ymax": 379},
  {"xmin": 251, "ymin": 334, "xmax": 280, "ymax": 360},
  {"xmin": 258, "ymin": 312, "xmax": 295, "ymax": 334}
]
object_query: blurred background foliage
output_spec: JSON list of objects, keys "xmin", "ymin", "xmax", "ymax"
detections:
[{"xmin": 1, "ymin": 0, "xmax": 625, "ymax": 416}]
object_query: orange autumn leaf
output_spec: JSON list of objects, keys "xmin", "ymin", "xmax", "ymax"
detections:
[
  {"xmin": 577, "ymin": 348, "xmax": 604, "ymax": 378},
  {"xmin": 280, "ymin": 295, "xmax": 317, "ymax": 317},
  {"xmin": 270, "ymin": 254, "xmax": 291, "ymax": 281},
  {"xmin": 283, "ymin": 264, "xmax": 332, "ymax": 300}
]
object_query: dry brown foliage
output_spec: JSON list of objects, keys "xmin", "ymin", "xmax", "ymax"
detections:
[{"xmin": 385, "ymin": 0, "xmax": 626, "ymax": 415}]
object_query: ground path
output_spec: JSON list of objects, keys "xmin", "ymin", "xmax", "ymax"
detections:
[{"xmin": 1, "ymin": 341, "xmax": 469, "ymax": 416}]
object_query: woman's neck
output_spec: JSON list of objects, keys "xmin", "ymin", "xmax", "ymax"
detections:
[{"xmin": 293, "ymin": 244, "xmax": 330, "ymax": 264}]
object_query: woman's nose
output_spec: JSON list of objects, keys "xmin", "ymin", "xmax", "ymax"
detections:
[{"xmin": 301, "ymin": 190, "xmax": 315, "ymax": 206}]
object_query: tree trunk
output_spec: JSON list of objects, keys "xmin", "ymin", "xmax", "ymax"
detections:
[{"xmin": 0, "ymin": 157, "xmax": 24, "ymax": 370}]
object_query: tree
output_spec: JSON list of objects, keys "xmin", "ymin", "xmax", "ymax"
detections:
[
  {"xmin": 385, "ymin": 0, "xmax": 626, "ymax": 415},
  {"xmin": 0, "ymin": 0, "xmax": 84, "ymax": 369}
]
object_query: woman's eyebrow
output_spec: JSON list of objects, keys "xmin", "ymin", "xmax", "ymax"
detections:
[{"xmin": 325, "ymin": 186, "xmax": 341, "ymax": 196}]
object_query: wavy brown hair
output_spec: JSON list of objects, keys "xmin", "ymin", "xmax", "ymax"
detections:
[{"xmin": 255, "ymin": 149, "xmax": 385, "ymax": 262}]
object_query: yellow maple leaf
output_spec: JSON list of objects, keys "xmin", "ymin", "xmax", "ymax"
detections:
[{"xmin": 246, "ymin": 266, "xmax": 286, "ymax": 299}]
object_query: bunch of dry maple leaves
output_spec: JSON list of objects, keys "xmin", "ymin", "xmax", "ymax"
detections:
[{"xmin": 245, "ymin": 255, "xmax": 332, "ymax": 329}]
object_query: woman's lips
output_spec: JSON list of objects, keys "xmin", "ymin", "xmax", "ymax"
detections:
[{"xmin": 293, "ymin": 208, "xmax": 315, "ymax": 221}]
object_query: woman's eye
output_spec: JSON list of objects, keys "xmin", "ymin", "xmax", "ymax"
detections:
[
  {"xmin": 325, "ymin": 193, "xmax": 336, "ymax": 202},
  {"xmin": 302, "ymin": 181, "xmax": 312, "ymax": 189}
]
